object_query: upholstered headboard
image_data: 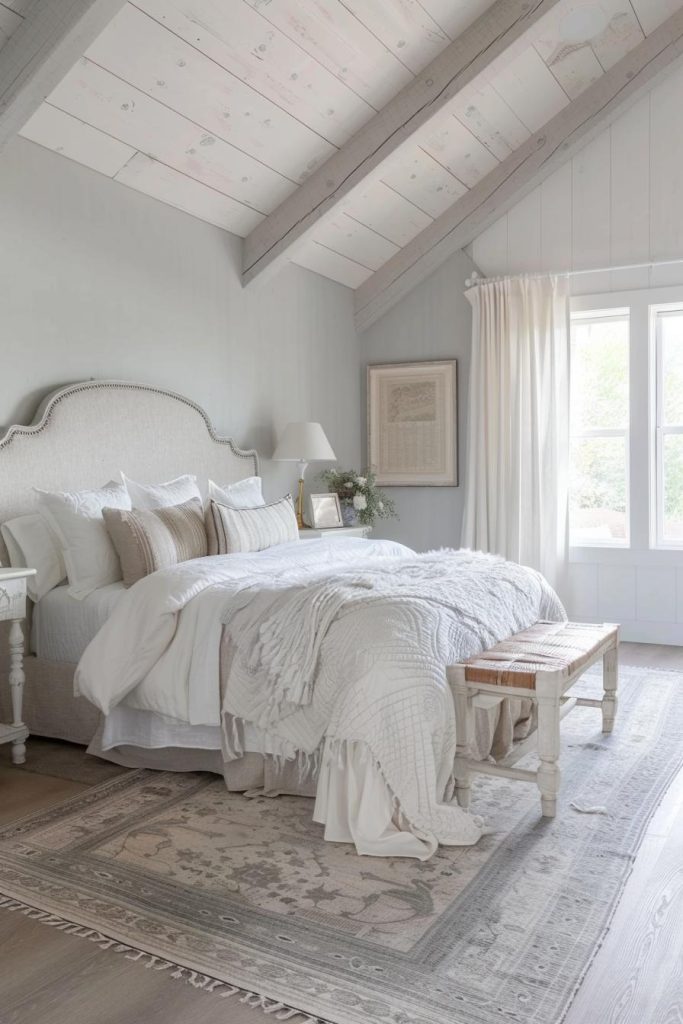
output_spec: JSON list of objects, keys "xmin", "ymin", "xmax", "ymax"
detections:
[{"xmin": 0, "ymin": 380, "xmax": 258, "ymax": 565}]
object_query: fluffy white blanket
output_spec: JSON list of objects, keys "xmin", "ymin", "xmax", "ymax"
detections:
[{"xmin": 76, "ymin": 539, "xmax": 564, "ymax": 857}]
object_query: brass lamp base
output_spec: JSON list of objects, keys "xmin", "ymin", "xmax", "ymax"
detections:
[{"xmin": 296, "ymin": 477, "xmax": 305, "ymax": 528}]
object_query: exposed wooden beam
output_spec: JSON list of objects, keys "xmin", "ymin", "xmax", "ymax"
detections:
[
  {"xmin": 0, "ymin": 0, "xmax": 126, "ymax": 152},
  {"xmin": 242, "ymin": 0, "xmax": 564, "ymax": 285},
  {"xmin": 354, "ymin": 8, "xmax": 683, "ymax": 331}
]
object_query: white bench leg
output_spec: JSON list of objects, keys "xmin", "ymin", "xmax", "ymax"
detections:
[
  {"xmin": 536, "ymin": 678, "xmax": 561, "ymax": 818},
  {"xmin": 451, "ymin": 667, "xmax": 472, "ymax": 810},
  {"xmin": 602, "ymin": 646, "xmax": 618, "ymax": 734}
]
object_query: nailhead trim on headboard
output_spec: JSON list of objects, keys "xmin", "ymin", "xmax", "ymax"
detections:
[{"xmin": 0, "ymin": 380, "xmax": 258, "ymax": 466}]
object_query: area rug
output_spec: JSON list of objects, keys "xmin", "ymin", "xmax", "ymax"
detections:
[{"xmin": 0, "ymin": 666, "xmax": 681, "ymax": 1024}]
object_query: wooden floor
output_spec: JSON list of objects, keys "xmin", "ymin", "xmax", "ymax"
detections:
[{"xmin": 0, "ymin": 642, "xmax": 681, "ymax": 1024}]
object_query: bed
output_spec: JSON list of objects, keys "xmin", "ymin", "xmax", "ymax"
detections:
[{"xmin": 0, "ymin": 380, "xmax": 565, "ymax": 859}]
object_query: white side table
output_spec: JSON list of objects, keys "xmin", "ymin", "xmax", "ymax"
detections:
[
  {"xmin": 0, "ymin": 567, "xmax": 35, "ymax": 765},
  {"xmin": 299, "ymin": 526, "xmax": 371, "ymax": 540}
]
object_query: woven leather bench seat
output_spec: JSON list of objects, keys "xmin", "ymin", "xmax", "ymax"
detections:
[{"xmin": 462, "ymin": 621, "xmax": 619, "ymax": 691}]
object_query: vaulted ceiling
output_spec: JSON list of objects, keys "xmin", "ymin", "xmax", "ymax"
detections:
[{"xmin": 2, "ymin": 0, "xmax": 683, "ymax": 328}]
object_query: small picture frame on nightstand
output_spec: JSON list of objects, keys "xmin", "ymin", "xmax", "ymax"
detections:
[{"xmin": 309, "ymin": 493, "xmax": 343, "ymax": 529}]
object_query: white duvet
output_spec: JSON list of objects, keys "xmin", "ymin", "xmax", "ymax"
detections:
[{"xmin": 76, "ymin": 538, "xmax": 565, "ymax": 859}]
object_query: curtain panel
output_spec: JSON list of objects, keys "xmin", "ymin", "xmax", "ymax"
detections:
[{"xmin": 461, "ymin": 275, "xmax": 570, "ymax": 589}]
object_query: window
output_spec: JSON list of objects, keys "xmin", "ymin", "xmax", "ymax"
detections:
[
  {"xmin": 653, "ymin": 307, "xmax": 683, "ymax": 547},
  {"xmin": 569, "ymin": 309, "xmax": 630, "ymax": 546}
]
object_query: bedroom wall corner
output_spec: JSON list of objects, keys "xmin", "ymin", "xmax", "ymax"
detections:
[
  {"xmin": 0, "ymin": 136, "xmax": 361, "ymax": 501},
  {"xmin": 359, "ymin": 249, "xmax": 479, "ymax": 552}
]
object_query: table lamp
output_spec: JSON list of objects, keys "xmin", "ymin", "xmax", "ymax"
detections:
[{"xmin": 273, "ymin": 422, "xmax": 336, "ymax": 528}]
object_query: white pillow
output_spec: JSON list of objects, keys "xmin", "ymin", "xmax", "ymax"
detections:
[
  {"xmin": 208, "ymin": 476, "xmax": 265, "ymax": 508},
  {"xmin": 208, "ymin": 494, "xmax": 298, "ymax": 554},
  {"xmin": 1, "ymin": 514, "xmax": 67, "ymax": 602},
  {"xmin": 36, "ymin": 481, "xmax": 131, "ymax": 600},
  {"xmin": 121, "ymin": 472, "xmax": 202, "ymax": 510}
]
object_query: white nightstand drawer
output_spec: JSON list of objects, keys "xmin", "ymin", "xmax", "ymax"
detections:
[{"xmin": 0, "ymin": 577, "xmax": 27, "ymax": 620}]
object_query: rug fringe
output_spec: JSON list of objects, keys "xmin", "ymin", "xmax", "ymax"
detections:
[{"xmin": 0, "ymin": 896, "xmax": 327, "ymax": 1024}]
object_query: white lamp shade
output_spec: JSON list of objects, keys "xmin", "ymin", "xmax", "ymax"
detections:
[{"xmin": 273, "ymin": 422, "xmax": 336, "ymax": 462}]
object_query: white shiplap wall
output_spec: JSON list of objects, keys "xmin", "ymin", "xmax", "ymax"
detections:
[
  {"xmin": 470, "ymin": 63, "xmax": 683, "ymax": 293},
  {"xmin": 470, "ymin": 64, "xmax": 683, "ymax": 642},
  {"xmin": 0, "ymin": 135, "xmax": 361, "ymax": 502}
]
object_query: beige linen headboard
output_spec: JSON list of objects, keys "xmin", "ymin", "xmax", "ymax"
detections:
[{"xmin": 0, "ymin": 379, "xmax": 258, "ymax": 565}]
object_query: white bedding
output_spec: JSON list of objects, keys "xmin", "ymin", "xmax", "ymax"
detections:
[
  {"xmin": 76, "ymin": 538, "xmax": 565, "ymax": 859},
  {"xmin": 32, "ymin": 582, "xmax": 127, "ymax": 662}
]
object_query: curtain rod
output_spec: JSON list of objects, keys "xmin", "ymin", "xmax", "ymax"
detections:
[{"xmin": 464, "ymin": 257, "xmax": 683, "ymax": 289}]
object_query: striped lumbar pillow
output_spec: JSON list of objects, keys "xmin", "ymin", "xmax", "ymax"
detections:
[
  {"xmin": 103, "ymin": 497, "xmax": 207, "ymax": 586},
  {"xmin": 208, "ymin": 494, "xmax": 298, "ymax": 554}
]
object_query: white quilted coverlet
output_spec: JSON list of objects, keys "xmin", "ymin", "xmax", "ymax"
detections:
[{"xmin": 76, "ymin": 539, "xmax": 564, "ymax": 857}]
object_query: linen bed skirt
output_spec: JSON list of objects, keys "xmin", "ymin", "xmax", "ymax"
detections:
[{"xmin": 0, "ymin": 656, "xmax": 535, "ymax": 823}]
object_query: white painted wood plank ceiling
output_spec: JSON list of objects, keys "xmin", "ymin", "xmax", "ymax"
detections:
[{"xmin": 11, "ymin": 0, "xmax": 683, "ymax": 290}]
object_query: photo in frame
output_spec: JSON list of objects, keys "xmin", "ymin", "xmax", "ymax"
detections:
[
  {"xmin": 309, "ymin": 492, "xmax": 343, "ymax": 529},
  {"xmin": 367, "ymin": 359, "xmax": 458, "ymax": 486}
]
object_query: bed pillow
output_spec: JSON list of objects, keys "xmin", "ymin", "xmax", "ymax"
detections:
[
  {"xmin": 206, "ymin": 477, "xmax": 265, "ymax": 553},
  {"xmin": 208, "ymin": 494, "xmax": 298, "ymax": 555},
  {"xmin": 208, "ymin": 476, "xmax": 264, "ymax": 508},
  {"xmin": 36, "ymin": 481, "xmax": 131, "ymax": 600},
  {"xmin": 0, "ymin": 514, "xmax": 67, "ymax": 602},
  {"xmin": 121, "ymin": 472, "xmax": 202, "ymax": 510},
  {"xmin": 103, "ymin": 497, "xmax": 207, "ymax": 586}
]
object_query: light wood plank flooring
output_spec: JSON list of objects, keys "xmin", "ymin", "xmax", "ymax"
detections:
[{"xmin": 0, "ymin": 643, "xmax": 681, "ymax": 1024}]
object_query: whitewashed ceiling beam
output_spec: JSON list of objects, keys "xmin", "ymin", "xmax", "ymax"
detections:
[
  {"xmin": 0, "ymin": 0, "xmax": 125, "ymax": 151},
  {"xmin": 354, "ymin": 7, "xmax": 683, "ymax": 331},
  {"xmin": 242, "ymin": 0, "xmax": 565, "ymax": 285}
]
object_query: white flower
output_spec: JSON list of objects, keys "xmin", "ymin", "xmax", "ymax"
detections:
[
  {"xmin": 355, "ymin": 476, "xmax": 367, "ymax": 486},
  {"xmin": 353, "ymin": 494, "xmax": 367, "ymax": 511},
  {"xmin": 344, "ymin": 481, "xmax": 354, "ymax": 489},
  {"xmin": 378, "ymin": 501, "xmax": 384, "ymax": 511}
]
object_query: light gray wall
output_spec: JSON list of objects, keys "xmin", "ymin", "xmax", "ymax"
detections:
[
  {"xmin": 360, "ymin": 249, "xmax": 477, "ymax": 552},
  {"xmin": 0, "ymin": 137, "xmax": 360, "ymax": 499}
]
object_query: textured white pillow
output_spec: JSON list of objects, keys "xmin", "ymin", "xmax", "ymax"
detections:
[
  {"xmin": 1, "ymin": 514, "xmax": 67, "ymax": 602},
  {"xmin": 36, "ymin": 481, "xmax": 131, "ymax": 600},
  {"xmin": 208, "ymin": 476, "xmax": 265, "ymax": 508},
  {"xmin": 208, "ymin": 494, "xmax": 298, "ymax": 554},
  {"xmin": 121, "ymin": 473, "xmax": 202, "ymax": 510}
]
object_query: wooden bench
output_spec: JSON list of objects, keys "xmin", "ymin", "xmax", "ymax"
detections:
[{"xmin": 447, "ymin": 621, "xmax": 619, "ymax": 818}]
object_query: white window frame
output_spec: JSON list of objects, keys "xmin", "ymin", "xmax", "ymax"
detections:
[
  {"xmin": 570, "ymin": 286, "xmax": 683, "ymax": 569},
  {"xmin": 651, "ymin": 303, "xmax": 683, "ymax": 550},
  {"xmin": 569, "ymin": 307, "xmax": 631, "ymax": 549}
]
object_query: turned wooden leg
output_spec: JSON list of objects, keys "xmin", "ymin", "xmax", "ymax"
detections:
[
  {"xmin": 602, "ymin": 645, "xmax": 618, "ymax": 734},
  {"xmin": 536, "ymin": 676, "xmax": 561, "ymax": 818},
  {"xmin": 450, "ymin": 666, "xmax": 472, "ymax": 809},
  {"xmin": 9, "ymin": 618, "xmax": 27, "ymax": 765}
]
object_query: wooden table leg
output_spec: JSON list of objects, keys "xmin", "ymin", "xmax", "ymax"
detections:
[
  {"xmin": 536, "ymin": 675, "xmax": 561, "ymax": 818},
  {"xmin": 602, "ymin": 645, "xmax": 618, "ymax": 734},
  {"xmin": 9, "ymin": 618, "xmax": 27, "ymax": 765},
  {"xmin": 449, "ymin": 666, "xmax": 472, "ymax": 809}
]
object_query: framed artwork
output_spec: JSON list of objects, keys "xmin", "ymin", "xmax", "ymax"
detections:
[
  {"xmin": 367, "ymin": 359, "xmax": 458, "ymax": 487},
  {"xmin": 309, "ymin": 492, "xmax": 343, "ymax": 529}
]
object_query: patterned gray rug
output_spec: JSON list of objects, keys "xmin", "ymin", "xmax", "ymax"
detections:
[{"xmin": 0, "ymin": 666, "xmax": 681, "ymax": 1024}]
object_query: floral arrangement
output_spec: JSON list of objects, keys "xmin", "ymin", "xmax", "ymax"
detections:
[{"xmin": 319, "ymin": 467, "xmax": 397, "ymax": 527}]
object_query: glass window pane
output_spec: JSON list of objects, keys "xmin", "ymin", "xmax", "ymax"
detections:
[
  {"xmin": 570, "ymin": 436, "xmax": 627, "ymax": 544},
  {"xmin": 660, "ymin": 313, "xmax": 683, "ymax": 426},
  {"xmin": 570, "ymin": 316, "xmax": 629, "ymax": 432},
  {"xmin": 662, "ymin": 434, "xmax": 683, "ymax": 542}
]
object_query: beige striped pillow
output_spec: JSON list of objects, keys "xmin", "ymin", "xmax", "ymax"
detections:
[
  {"xmin": 103, "ymin": 498, "xmax": 207, "ymax": 586},
  {"xmin": 208, "ymin": 494, "xmax": 298, "ymax": 554}
]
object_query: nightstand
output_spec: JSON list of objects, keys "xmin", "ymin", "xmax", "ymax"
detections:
[
  {"xmin": 299, "ymin": 526, "xmax": 371, "ymax": 539},
  {"xmin": 0, "ymin": 567, "xmax": 36, "ymax": 765}
]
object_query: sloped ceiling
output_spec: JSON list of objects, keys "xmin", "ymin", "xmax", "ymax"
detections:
[{"xmin": 5, "ymin": 0, "xmax": 683, "ymax": 310}]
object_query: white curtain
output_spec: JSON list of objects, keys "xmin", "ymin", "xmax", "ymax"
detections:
[{"xmin": 461, "ymin": 275, "xmax": 569, "ymax": 588}]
